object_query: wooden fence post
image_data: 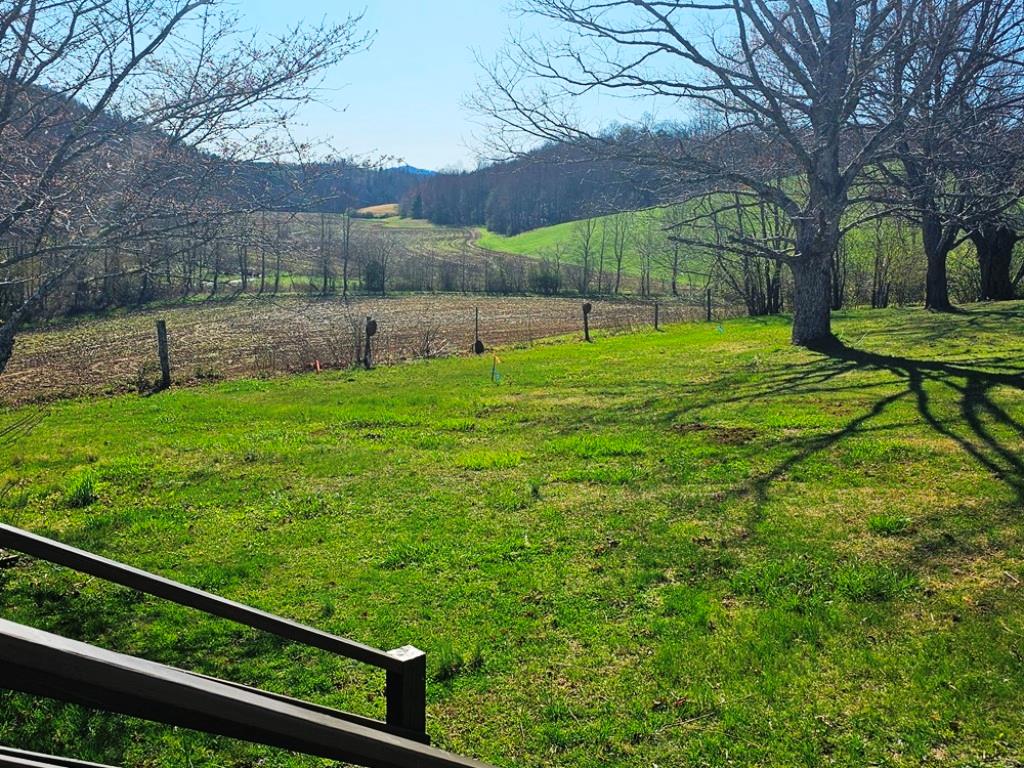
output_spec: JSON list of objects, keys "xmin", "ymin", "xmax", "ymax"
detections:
[
  {"xmin": 385, "ymin": 645, "xmax": 428, "ymax": 741},
  {"xmin": 364, "ymin": 317, "xmax": 377, "ymax": 370},
  {"xmin": 582, "ymin": 302, "xmax": 592, "ymax": 342},
  {"xmin": 474, "ymin": 307, "xmax": 484, "ymax": 354},
  {"xmin": 654, "ymin": 301, "xmax": 660, "ymax": 331},
  {"xmin": 706, "ymin": 289, "xmax": 713, "ymax": 322},
  {"xmin": 155, "ymin": 320, "xmax": 171, "ymax": 390}
]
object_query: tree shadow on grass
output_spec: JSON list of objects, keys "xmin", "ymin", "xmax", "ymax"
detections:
[
  {"xmin": 814, "ymin": 338, "xmax": 1024, "ymax": 497},
  {"xmin": 726, "ymin": 338, "xmax": 1024, "ymax": 510}
]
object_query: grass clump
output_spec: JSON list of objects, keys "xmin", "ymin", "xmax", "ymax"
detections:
[
  {"xmin": 63, "ymin": 471, "xmax": 97, "ymax": 508},
  {"xmin": 835, "ymin": 563, "xmax": 918, "ymax": 602},
  {"xmin": 454, "ymin": 449, "xmax": 524, "ymax": 470},
  {"xmin": 430, "ymin": 640, "xmax": 484, "ymax": 682},
  {"xmin": 868, "ymin": 513, "xmax": 913, "ymax": 536}
]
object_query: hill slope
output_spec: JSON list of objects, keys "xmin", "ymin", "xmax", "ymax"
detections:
[
  {"xmin": 2, "ymin": 304, "xmax": 1024, "ymax": 767},
  {"xmin": 475, "ymin": 207, "xmax": 685, "ymax": 283}
]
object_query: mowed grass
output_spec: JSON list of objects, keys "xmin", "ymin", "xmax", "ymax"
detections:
[{"xmin": 2, "ymin": 303, "xmax": 1024, "ymax": 767}]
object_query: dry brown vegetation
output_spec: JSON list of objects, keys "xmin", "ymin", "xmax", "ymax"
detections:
[
  {"xmin": 356, "ymin": 204, "xmax": 401, "ymax": 218},
  {"xmin": 0, "ymin": 294, "xmax": 727, "ymax": 403}
]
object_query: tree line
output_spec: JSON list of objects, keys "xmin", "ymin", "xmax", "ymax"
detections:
[
  {"xmin": 3, "ymin": 0, "xmax": 1023, "ymax": 382},
  {"xmin": 399, "ymin": 137, "xmax": 667, "ymax": 235}
]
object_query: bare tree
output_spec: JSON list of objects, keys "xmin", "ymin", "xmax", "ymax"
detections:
[
  {"xmin": 870, "ymin": 0, "xmax": 1024, "ymax": 310},
  {"xmin": 609, "ymin": 212, "xmax": 632, "ymax": 295},
  {"xmin": 478, "ymin": 0, "xmax": 984, "ymax": 345},
  {"xmin": 318, "ymin": 213, "xmax": 334, "ymax": 295},
  {"xmin": 0, "ymin": 1, "xmax": 368, "ymax": 375},
  {"xmin": 257, "ymin": 212, "xmax": 268, "ymax": 294},
  {"xmin": 573, "ymin": 216, "xmax": 597, "ymax": 294},
  {"xmin": 694, "ymin": 196, "xmax": 785, "ymax": 316},
  {"xmin": 870, "ymin": 215, "xmax": 896, "ymax": 308},
  {"xmin": 340, "ymin": 208, "xmax": 354, "ymax": 297},
  {"xmin": 365, "ymin": 228, "xmax": 397, "ymax": 296},
  {"xmin": 634, "ymin": 211, "xmax": 659, "ymax": 297},
  {"xmin": 832, "ymin": 236, "xmax": 849, "ymax": 311},
  {"xmin": 273, "ymin": 220, "xmax": 287, "ymax": 294},
  {"xmin": 661, "ymin": 205, "xmax": 690, "ymax": 297},
  {"xmin": 970, "ymin": 223, "xmax": 1022, "ymax": 300}
]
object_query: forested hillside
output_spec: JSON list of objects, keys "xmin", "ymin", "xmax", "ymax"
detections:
[{"xmin": 400, "ymin": 135, "xmax": 670, "ymax": 235}]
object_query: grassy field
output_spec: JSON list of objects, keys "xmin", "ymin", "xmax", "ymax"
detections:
[
  {"xmin": 2, "ymin": 303, "xmax": 1024, "ymax": 767},
  {"xmin": 475, "ymin": 208, "xmax": 693, "ymax": 284}
]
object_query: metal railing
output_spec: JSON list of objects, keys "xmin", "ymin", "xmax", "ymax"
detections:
[
  {"xmin": 0, "ymin": 747, "xmax": 118, "ymax": 768},
  {"xmin": 0, "ymin": 524, "xmax": 494, "ymax": 768}
]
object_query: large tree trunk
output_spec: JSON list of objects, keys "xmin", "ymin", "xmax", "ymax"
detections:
[
  {"xmin": 790, "ymin": 254, "xmax": 834, "ymax": 347},
  {"xmin": 971, "ymin": 225, "xmax": 1019, "ymax": 301},
  {"xmin": 925, "ymin": 250, "xmax": 952, "ymax": 310},
  {"xmin": 0, "ymin": 321, "xmax": 16, "ymax": 378},
  {"xmin": 922, "ymin": 214, "xmax": 955, "ymax": 311},
  {"xmin": 0, "ymin": 277, "xmax": 56, "ymax": 378}
]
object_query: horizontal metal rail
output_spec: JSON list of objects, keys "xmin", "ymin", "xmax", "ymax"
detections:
[
  {"xmin": 0, "ymin": 749, "xmax": 117, "ymax": 768},
  {"xmin": 0, "ymin": 748, "xmax": 117, "ymax": 768},
  {"xmin": 0, "ymin": 524, "xmax": 394, "ymax": 669},
  {"xmin": 0, "ymin": 619, "xmax": 493, "ymax": 768},
  {"xmin": 182, "ymin": 668, "xmax": 425, "ymax": 742},
  {"xmin": 0, "ymin": 523, "xmax": 426, "ymax": 736},
  {"xmin": 0, "ymin": 755, "xmax": 102, "ymax": 768}
]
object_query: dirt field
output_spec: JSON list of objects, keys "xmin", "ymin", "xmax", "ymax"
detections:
[{"xmin": 0, "ymin": 294, "xmax": 730, "ymax": 403}]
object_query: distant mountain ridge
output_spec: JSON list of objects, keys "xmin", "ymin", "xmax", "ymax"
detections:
[
  {"xmin": 391, "ymin": 165, "xmax": 436, "ymax": 176},
  {"xmin": 13, "ymin": 85, "xmax": 435, "ymax": 214}
]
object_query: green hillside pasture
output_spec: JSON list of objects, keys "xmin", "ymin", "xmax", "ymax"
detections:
[
  {"xmin": 2, "ymin": 303, "xmax": 1024, "ymax": 766},
  {"xmin": 477, "ymin": 203, "xmax": 991, "ymax": 304},
  {"xmin": 476, "ymin": 208, "xmax": 701, "ymax": 287}
]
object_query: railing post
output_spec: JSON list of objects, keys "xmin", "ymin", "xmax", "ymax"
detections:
[{"xmin": 386, "ymin": 645, "xmax": 428, "ymax": 742}]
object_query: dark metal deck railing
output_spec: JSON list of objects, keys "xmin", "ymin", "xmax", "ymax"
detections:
[
  {"xmin": 0, "ymin": 747, "xmax": 118, "ymax": 768},
  {"xmin": 0, "ymin": 524, "xmax": 495, "ymax": 768}
]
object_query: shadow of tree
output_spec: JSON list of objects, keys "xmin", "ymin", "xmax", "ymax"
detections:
[
  {"xmin": 807, "ymin": 338, "xmax": 1024, "ymax": 501},
  {"xmin": 660, "ymin": 334, "xmax": 1024, "ymax": 514}
]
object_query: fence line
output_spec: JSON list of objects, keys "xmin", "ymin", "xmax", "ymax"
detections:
[{"xmin": 0, "ymin": 293, "xmax": 743, "ymax": 403}]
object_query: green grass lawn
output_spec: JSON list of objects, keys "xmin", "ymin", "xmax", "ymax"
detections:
[
  {"xmin": 475, "ymin": 210, "xmax": 698, "ymax": 283},
  {"xmin": 2, "ymin": 304, "xmax": 1024, "ymax": 767}
]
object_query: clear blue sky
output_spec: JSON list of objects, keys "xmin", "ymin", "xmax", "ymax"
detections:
[{"xmin": 241, "ymin": 0, "xmax": 658, "ymax": 170}]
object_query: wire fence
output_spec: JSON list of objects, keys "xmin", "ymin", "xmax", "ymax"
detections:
[{"xmin": 0, "ymin": 293, "xmax": 744, "ymax": 404}]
